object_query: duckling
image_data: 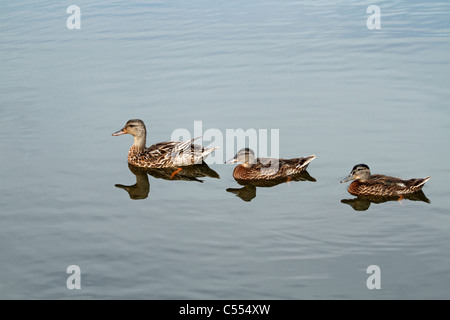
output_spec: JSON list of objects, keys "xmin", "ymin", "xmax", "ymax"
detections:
[
  {"xmin": 112, "ymin": 119, "xmax": 218, "ymax": 171},
  {"xmin": 226, "ymin": 148, "xmax": 315, "ymax": 180},
  {"xmin": 340, "ymin": 164, "xmax": 430, "ymax": 197}
]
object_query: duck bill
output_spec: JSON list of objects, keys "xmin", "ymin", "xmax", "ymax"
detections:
[
  {"xmin": 340, "ymin": 174, "xmax": 354, "ymax": 183},
  {"xmin": 112, "ymin": 128, "xmax": 127, "ymax": 136},
  {"xmin": 225, "ymin": 158, "xmax": 237, "ymax": 164}
]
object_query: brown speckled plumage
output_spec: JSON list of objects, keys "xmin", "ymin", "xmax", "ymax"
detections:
[
  {"xmin": 341, "ymin": 164, "xmax": 430, "ymax": 197},
  {"xmin": 113, "ymin": 119, "xmax": 218, "ymax": 168},
  {"xmin": 227, "ymin": 148, "xmax": 316, "ymax": 180}
]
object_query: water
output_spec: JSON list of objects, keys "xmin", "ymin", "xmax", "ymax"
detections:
[{"xmin": 1, "ymin": 0, "xmax": 449, "ymax": 299}]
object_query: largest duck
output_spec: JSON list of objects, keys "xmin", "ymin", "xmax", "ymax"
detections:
[{"xmin": 112, "ymin": 119, "xmax": 218, "ymax": 169}]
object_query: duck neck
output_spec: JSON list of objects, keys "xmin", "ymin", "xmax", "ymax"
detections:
[
  {"xmin": 242, "ymin": 162, "xmax": 252, "ymax": 168},
  {"xmin": 132, "ymin": 134, "xmax": 146, "ymax": 151},
  {"xmin": 243, "ymin": 154, "xmax": 256, "ymax": 167}
]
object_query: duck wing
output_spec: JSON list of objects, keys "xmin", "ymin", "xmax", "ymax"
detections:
[
  {"xmin": 143, "ymin": 137, "xmax": 201, "ymax": 158},
  {"xmin": 370, "ymin": 174, "xmax": 405, "ymax": 185},
  {"xmin": 252, "ymin": 156, "xmax": 315, "ymax": 177},
  {"xmin": 171, "ymin": 136, "xmax": 202, "ymax": 155},
  {"xmin": 279, "ymin": 155, "xmax": 316, "ymax": 170},
  {"xmin": 369, "ymin": 174, "xmax": 430, "ymax": 193}
]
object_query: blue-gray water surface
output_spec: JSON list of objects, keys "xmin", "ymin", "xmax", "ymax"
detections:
[{"xmin": 1, "ymin": 0, "xmax": 449, "ymax": 299}]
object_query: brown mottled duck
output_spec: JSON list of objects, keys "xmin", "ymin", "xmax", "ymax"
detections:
[
  {"xmin": 112, "ymin": 119, "xmax": 218, "ymax": 175},
  {"xmin": 226, "ymin": 148, "xmax": 315, "ymax": 180},
  {"xmin": 340, "ymin": 164, "xmax": 430, "ymax": 197}
]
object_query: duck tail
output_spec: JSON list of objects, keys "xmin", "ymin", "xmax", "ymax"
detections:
[
  {"xmin": 415, "ymin": 176, "xmax": 431, "ymax": 187},
  {"xmin": 173, "ymin": 136, "xmax": 202, "ymax": 154},
  {"xmin": 201, "ymin": 146, "xmax": 219, "ymax": 159},
  {"xmin": 296, "ymin": 155, "xmax": 316, "ymax": 169},
  {"xmin": 409, "ymin": 176, "xmax": 430, "ymax": 192}
]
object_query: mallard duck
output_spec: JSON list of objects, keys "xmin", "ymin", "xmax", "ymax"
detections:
[
  {"xmin": 340, "ymin": 164, "xmax": 430, "ymax": 197},
  {"xmin": 112, "ymin": 119, "xmax": 218, "ymax": 172},
  {"xmin": 226, "ymin": 148, "xmax": 316, "ymax": 180}
]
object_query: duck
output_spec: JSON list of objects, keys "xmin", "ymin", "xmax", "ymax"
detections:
[
  {"xmin": 112, "ymin": 119, "xmax": 218, "ymax": 174},
  {"xmin": 226, "ymin": 148, "xmax": 316, "ymax": 180},
  {"xmin": 340, "ymin": 164, "xmax": 430, "ymax": 197}
]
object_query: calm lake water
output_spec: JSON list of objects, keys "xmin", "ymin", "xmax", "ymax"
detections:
[{"xmin": 1, "ymin": 0, "xmax": 450, "ymax": 299}]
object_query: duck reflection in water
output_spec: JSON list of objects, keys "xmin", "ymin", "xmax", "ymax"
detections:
[
  {"xmin": 115, "ymin": 163, "xmax": 220, "ymax": 200},
  {"xmin": 341, "ymin": 190, "xmax": 431, "ymax": 211},
  {"xmin": 227, "ymin": 171, "xmax": 316, "ymax": 202}
]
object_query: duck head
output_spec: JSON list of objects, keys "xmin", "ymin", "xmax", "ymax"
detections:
[
  {"xmin": 112, "ymin": 119, "xmax": 146, "ymax": 137},
  {"xmin": 341, "ymin": 164, "xmax": 371, "ymax": 183},
  {"xmin": 226, "ymin": 148, "xmax": 257, "ymax": 166},
  {"xmin": 112, "ymin": 119, "xmax": 147, "ymax": 149}
]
